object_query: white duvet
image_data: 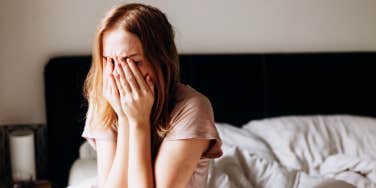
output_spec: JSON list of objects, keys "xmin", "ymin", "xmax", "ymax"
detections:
[
  {"xmin": 208, "ymin": 115, "xmax": 376, "ymax": 188},
  {"xmin": 69, "ymin": 115, "xmax": 376, "ymax": 188}
]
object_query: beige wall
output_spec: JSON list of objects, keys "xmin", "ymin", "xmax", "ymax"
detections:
[{"xmin": 1, "ymin": 0, "xmax": 376, "ymax": 125}]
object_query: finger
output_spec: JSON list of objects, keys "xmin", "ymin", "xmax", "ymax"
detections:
[
  {"xmin": 108, "ymin": 74, "xmax": 114, "ymax": 94},
  {"xmin": 109, "ymin": 74, "xmax": 119, "ymax": 96},
  {"xmin": 121, "ymin": 58, "xmax": 140, "ymax": 92},
  {"xmin": 107, "ymin": 57, "xmax": 113, "ymax": 75},
  {"xmin": 106, "ymin": 58, "xmax": 113, "ymax": 91},
  {"xmin": 115, "ymin": 56, "xmax": 126, "ymax": 79},
  {"xmin": 146, "ymin": 75, "xmax": 155, "ymax": 95},
  {"xmin": 114, "ymin": 73, "xmax": 125, "ymax": 97},
  {"xmin": 113, "ymin": 59, "xmax": 121, "ymax": 78},
  {"xmin": 115, "ymin": 57, "xmax": 132, "ymax": 94},
  {"xmin": 126, "ymin": 58, "xmax": 148, "ymax": 91}
]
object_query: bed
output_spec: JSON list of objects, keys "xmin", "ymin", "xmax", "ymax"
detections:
[{"xmin": 44, "ymin": 53, "xmax": 376, "ymax": 188}]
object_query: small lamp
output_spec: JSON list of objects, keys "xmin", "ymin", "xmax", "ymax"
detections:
[{"xmin": 9, "ymin": 127, "xmax": 36, "ymax": 182}]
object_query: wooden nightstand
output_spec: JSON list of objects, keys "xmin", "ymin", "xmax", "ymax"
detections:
[{"xmin": 0, "ymin": 124, "xmax": 49, "ymax": 188}]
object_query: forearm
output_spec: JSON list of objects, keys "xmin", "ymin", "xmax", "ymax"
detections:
[
  {"xmin": 128, "ymin": 121, "xmax": 154, "ymax": 188},
  {"xmin": 103, "ymin": 118, "xmax": 129, "ymax": 188}
]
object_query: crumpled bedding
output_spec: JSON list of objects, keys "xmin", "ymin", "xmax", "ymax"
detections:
[
  {"xmin": 208, "ymin": 115, "xmax": 376, "ymax": 188},
  {"xmin": 68, "ymin": 115, "xmax": 376, "ymax": 188}
]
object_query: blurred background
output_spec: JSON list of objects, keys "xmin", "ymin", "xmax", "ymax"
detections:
[{"xmin": 1, "ymin": 0, "xmax": 376, "ymax": 126}]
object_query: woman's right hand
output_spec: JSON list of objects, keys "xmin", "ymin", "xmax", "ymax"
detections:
[{"xmin": 102, "ymin": 57, "xmax": 127, "ymax": 119}]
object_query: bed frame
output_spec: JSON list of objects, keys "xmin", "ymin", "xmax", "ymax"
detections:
[{"xmin": 44, "ymin": 52, "xmax": 376, "ymax": 187}]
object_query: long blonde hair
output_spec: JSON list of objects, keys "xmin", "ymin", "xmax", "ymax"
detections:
[{"xmin": 83, "ymin": 3, "xmax": 180, "ymax": 153}]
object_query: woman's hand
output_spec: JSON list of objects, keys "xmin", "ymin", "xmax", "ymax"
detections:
[
  {"xmin": 113, "ymin": 57, "xmax": 155, "ymax": 126},
  {"xmin": 102, "ymin": 57, "xmax": 126, "ymax": 119}
]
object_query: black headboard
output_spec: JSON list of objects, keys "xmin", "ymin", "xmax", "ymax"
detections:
[{"xmin": 44, "ymin": 52, "xmax": 376, "ymax": 187}]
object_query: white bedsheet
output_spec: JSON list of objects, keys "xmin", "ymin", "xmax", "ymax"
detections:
[
  {"xmin": 68, "ymin": 115, "xmax": 376, "ymax": 188},
  {"xmin": 209, "ymin": 115, "xmax": 376, "ymax": 188}
]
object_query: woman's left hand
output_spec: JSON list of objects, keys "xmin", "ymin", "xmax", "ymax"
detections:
[{"xmin": 113, "ymin": 56, "xmax": 155, "ymax": 126}]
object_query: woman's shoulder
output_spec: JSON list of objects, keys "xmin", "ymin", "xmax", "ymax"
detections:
[
  {"xmin": 173, "ymin": 83, "xmax": 212, "ymax": 111},
  {"xmin": 167, "ymin": 83, "xmax": 223, "ymax": 159},
  {"xmin": 170, "ymin": 83, "xmax": 214, "ymax": 122},
  {"xmin": 169, "ymin": 82, "xmax": 215, "ymax": 131}
]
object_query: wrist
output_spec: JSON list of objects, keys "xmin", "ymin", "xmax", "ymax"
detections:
[
  {"xmin": 118, "ymin": 115, "xmax": 127, "ymax": 122},
  {"xmin": 128, "ymin": 119, "xmax": 150, "ymax": 129},
  {"xmin": 117, "ymin": 115, "xmax": 128, "ymax": 130},
  {"xmin": 117, "ymin": 111, "xmax": 127, "ymax": 121},
  {"xmin": 118, "ymin": 117, "xmax": 128, "ymax": 127}
]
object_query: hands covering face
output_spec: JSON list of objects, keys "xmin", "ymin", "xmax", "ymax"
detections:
[{"xmin": 102, "ymin": 56, "xmax": 155, "ymax": 125}]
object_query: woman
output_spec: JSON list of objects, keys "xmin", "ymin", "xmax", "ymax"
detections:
[{"xmin": 82, "ymin": 3, "xmax": 222, "ymax": 188}]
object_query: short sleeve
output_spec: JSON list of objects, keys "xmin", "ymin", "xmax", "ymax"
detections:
[
  {"xmin": 165, "ymin": 94, "xmax": 223, "ymax": 159},
  {"xmin": 82, "ymin": 122, "xmax": 117, "ymax": 151}
]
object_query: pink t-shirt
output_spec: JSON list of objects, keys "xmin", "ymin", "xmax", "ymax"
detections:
[{"xmin": 82, "ymin": 83, "xmax": 223, "ymax": 188}]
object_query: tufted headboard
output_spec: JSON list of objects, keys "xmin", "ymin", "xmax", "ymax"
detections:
[{"xmin": 44, "ymin": 52, "xmax": 376, "ymax": 187}]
